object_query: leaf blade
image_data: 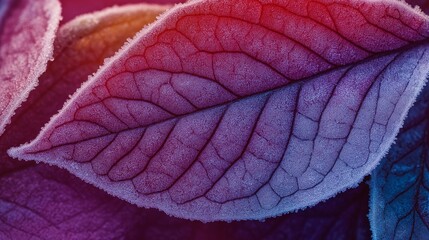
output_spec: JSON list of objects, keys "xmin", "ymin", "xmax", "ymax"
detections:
[
  {"xmin": 10, "ymin": 0, "xmax": 429, "ymax": 221},
  {"xmin": 0, "ymin": 3, "xmax": 169, "ymax": 171},
  {"xmin": 370, "ymin": 85, "xmax": 429, "ymax": 239},
  {"xmin": 0, "ymin": 0, "xmax": 61, "ymax": 135},
  {"xmin": 0, "ymin": 4, "xmax": 371, "ymax": 238}
]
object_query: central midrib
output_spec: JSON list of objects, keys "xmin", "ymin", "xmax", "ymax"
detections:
[{"xmin": 33, "ymin": 38, "xmax": 429, "ymax": 152}]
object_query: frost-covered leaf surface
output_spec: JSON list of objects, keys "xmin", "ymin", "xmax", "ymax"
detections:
[
  {"xmin": 10, "ymin": 0, "xmax": 429, "ymax": 221},
  {"xmin": 0, "ymin": 4, "xmax": 168, "ymax": 173},
  {"xmin": 0, "ymin": 0, "xmax": 60, "ymax": 135},
  {"xmin": 370, "ymin": 84, "xmax": 429, "ymax": 239},
  {"xmin": 0, "ymin": 4, "xmax": 371, "ymax": 238}
]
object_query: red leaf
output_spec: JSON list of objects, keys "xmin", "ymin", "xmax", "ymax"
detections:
[
  {"xmin": 10, "ymin": 0, "xmax": 429, "ymax": 221},
  {"xmin": 0, "ymin": 0, "xmax": 60, "ymax": 135}
]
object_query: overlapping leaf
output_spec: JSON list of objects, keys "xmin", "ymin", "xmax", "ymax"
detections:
[
  {"xmin": 0, "ymin": 2, "xmax": 169, "ymax": 170},
  {"xmin": 0, "ymin": 165, "xmax": 143, "ymax": 239},
  {"xmin": 10, "ymin": 0, "xmax": 429, "ymax": 221},
  {"xmin": 0, "ymin": 0, "xmax": 60, "ymax": 135},
  {"xmin": 370, "ymin": 84, "xmax": 429, "ymax": 239}
]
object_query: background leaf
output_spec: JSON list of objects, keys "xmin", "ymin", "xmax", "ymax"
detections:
[
  {"xmin": 405, "ymin": 0, "xmax": 429, "ymax": 14},
  {"xmin": 0, "ymin": 2, "xmax": 169, "ymax": 175},
  {"xmin": 10, "ymin": 0, "xmax": 429, "ymax": 221},
  {"xmin": 370, "ymin": 84, "xmax": 429, "ymax": 239},
  {"xmin": 0, "ymin": 166, "xmax": 371, "ymax": 239},
  {"xmin": 0, "ymin": 0, "xmax": 60, "ymax": 135}
]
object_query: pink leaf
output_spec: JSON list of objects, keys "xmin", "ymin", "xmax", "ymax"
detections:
[
  {"xmin": 9, "ymin": 0, "xmax": 429, "ymax": 221},
  {"xmin": 0, "ymin": 0, "xmax": 60, "ymax": 135}
]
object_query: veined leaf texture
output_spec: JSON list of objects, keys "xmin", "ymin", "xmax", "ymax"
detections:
[{"xmin": 9, "ymin": 0, "xmax": 429, "ymax": 221}]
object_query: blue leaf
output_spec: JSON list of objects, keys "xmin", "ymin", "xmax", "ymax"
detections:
[{"xmin": 370, "ymin": 85, "xmax": 429, "ymax": 239}]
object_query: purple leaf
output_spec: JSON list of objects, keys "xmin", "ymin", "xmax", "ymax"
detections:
[
  {"xmin": 0, "ymin": 4, "xmax": 186, "ymax": 239},
  {"xmin": 370, "ymin": 85, "xmax": 429, "ymax": 239},
  {"xmin": 9, "ymin": 0, "xmax": 429, "ymax": 221},
  {"xmin": 0, "ymin": 0, "xmax": 60, "ymax": 135},
  {"xmin": 0, "ymin": 2, "xmax": 169, "ymax": 174},
  {"xmin": 0, "ymin": 165, "xmax": 143, "ymax": 239},
  {"xmin": 0, "ymin": 165, "xmax": 370, "ymax": 239}
]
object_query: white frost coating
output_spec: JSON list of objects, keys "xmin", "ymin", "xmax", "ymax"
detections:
[
  {"xmin": 0, "ymin": 0, "xmax": 61, "ymax": 135},
  {"xmin": 58, "ymin": 3, "xmax": 170, "ymax": 48}
]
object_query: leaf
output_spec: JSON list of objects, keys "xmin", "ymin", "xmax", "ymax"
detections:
[
  {"xmin": 0, "ymin": 165, "xmax": 371, "ymax": 239},
  {"xmin": 0, "ymin": 3, "xmax": 169, "ymax": 173},
  {"xmin": 131, "ymin": 183, "xmax": 370, "ymax": 240},
  {"xmin": 59, "ymin": 0, "xmax": 185, "ymax": 23},
  {"xmin": 0, "ymin": 4, "xmax": 370, "ymax": 238},
  {"xmin": 9, "ymin": 0, "xmax": 429, "ymax": 221},
  {"xmin": 0, "ymin": 0, "xmax": 60, "ymax": 135},
  {"xmin": 0, "ymin": 0, "xmax": 10, "ymax": 26},
  {"xmin": 369, "ymin": 85, "xmax": 429, "ymax": 238},
  {"xmin": 0, "ymin": 6, "xmax": 172, "ymax": 237},
  {"xmin": 0, "ymin": 4, "xmax": 183, "ymax": 239}
]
